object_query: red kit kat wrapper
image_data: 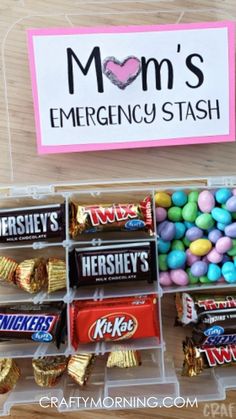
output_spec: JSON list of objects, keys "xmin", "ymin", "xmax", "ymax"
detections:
[{"xmin": 70, "ymin": 295, "xmax": 159, "ymax": 350}]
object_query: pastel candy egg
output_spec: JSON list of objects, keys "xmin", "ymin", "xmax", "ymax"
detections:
[
  {"xmin": 207, "ymin": 248, "xmax": 223, "ymax": 264},
  {"xmin": 171, "ymin": 240, "xmax": 185, "ymax": 251},
  {"xmin": 174, "ymin": 222, "xmax": 186, "ymax": 239},
  {"xmin": 186, "ymin": 249, "xmax": 200, "ymax": 266},
  {"xmin": 158, "ymin": 254, "xmax": 168, "ymax": 271},
  {"xmin": 159, "ymin": 271, "xmax": 172, "ymax": 286},
  {"xmin": 156, "ymin": 207, "xmax": 167, "ymax": 222},
  {"xmin": 190, "ymin": 239, "xmax": 212, "ymax": 256},
  {"xmin": 215, "ymin": 237, "xmax": 233, "ymax": 254},
  {"xmin": 182, "ymin": 236, "xmax": 191, "ymax": 248},
  {"xmin": 215, "ymin": 188, "xmax": 232, "ymax": 204},
  {"xmin": 186, "ymin": 268, "xmax": 199, "ymax": 284},
  {"xmin": 195, "ymin": 213, "xmax": 214, "ymax": 230},
  {"xmin": 186, "ymin": 227, "xmax": 203, "ymax": 241},
  {"xmin": 198, "ymin": 190, "xmax": 215, "ymax": 213},
  {"xmin": 211, "ymin": 208, "xmax": 232, "ymax": 225},
  {"xmin": 155, "ymin": 192, "xmax": 171, "ymax": 208},
  {"xmin": 158, "ymin": 238, "xmax": 171, "ymax": 254},
  {"xmin": 226, "ymin": 196, "xmax": 236, "ymax": 212},
  {"xmin": 184, "ymin": 221, "xmax": 195, "ymax": 229},
  {"xmin": 225, "ymin": 222, "xmax": 236, "ymax": 238},
  {"xmin": 227, "ymin": 240, "xmax": 236, "ymax": 256},
  {"xmin": 190, "ymin": 261, "xmax": 208, "ymax": 277},
  {"xmin": 167, "ymin": 250, "xmax": 186, "ymax": 269},
  {"xmin": 199, "ymin": 275, "xmax": 212, "ymax": 284},
  {"xmin": 208, "ymin": 229, "xmax": 223, "ymax": 244},
  {"xmin": 217, "ymin": 222, "xmax": 227, "ymax": 231},
  {"xmin": 182, "ymin": 203, "xmax": 198, "ymax": 223},
  {"xmin": 168, "ymin": 207, "xmax": 182, "ymax": 222},
  {"xmin": 233, "ymin": 189, "xmax": 236, "ymax": 196},
  {"xmin": 170, "ymin": 269, "xmax": 189, "ymax": 286},
  {"xmin": 158, "ymin": 221, "xmax": 176, "ymax": 241},
  {"xmin": 188, "ymin": 191, "xmax": 199, "ymax": 203},
  {"xmin": 222, "ymin": 261, "xmax": 236, "ymax": 283},
  {"xmin": 207, "ymin": 263, "xmax": 221, "ymax": 281},
  {"xmin": 172, "ymin": 190, "xmax": 187, "ymax": 207}
]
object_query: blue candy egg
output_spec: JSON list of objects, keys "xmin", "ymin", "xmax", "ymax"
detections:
[
  {"xmin": 158, "ymin": 238, "xmax": 171, "ymax": 254},
  {"xmin": 167, "ymin": 250, "xmax": 186, "ymax": 269},
  {"xmin": 207, "ymin": 263, "xmax": 221, "ymax": 281},
  {"xmin": 172, "ymin": 190, "xmax": 188, "ymax": 207},
  {"xmin": 222, "ymin": 261, "xmax": 236, "ymax": 283},
  {"xmin": 217, "ymin": 222, "xmax": 227, "ymax": 231},
  {"xmin": 184, "ymin": 221, "xmax": 195, "ymax": 229},
  {"xmin": 215, "ymin": 188, "xmax": 232, "ymax": 204},
  {"xmin": 174, "ymin": 222, "xmax": 186, "ymax": 239},
  {"xmin": 186, "ymin": 227, "xmax": 203, "ymax": 242},
  {"xmin": 208, "ymin": 229, "xmax": 223, "ymax": 243},
  {"xmin": 211, "ymin": 208, "xmax": 232, "ymax": 225}
]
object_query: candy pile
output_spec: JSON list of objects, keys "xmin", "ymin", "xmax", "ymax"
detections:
[
  {"xmin": 176, "ymin": 292, "xmax": 236, "ymax": 376},
  {"xmin": 155, "ymin": 188, "xmax": 236, "ymax": 287},
  {"xmin": 0, "ymin": 256, "xmax": 66, "ymax": 293}
]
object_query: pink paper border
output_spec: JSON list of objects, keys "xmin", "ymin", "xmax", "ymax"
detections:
[{"xmin": 27, "ymin": 21, "xmax": 235, "ymax": 155}]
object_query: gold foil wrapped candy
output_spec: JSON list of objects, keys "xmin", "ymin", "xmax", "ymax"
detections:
[
  {"xmin": 107, "ymin": 350, "xmax": 141, "ymax": 368},
  {"xmin": 47, "ymin": 258, "xmax": 66, "ymax": 293},
  {"xmin": 32, "ymin": 356, "xmax": 68, "ymax": 387},
  {"xmin": 15, "ymin": 258, "xmax": 47, "ymax": 293},
  {"xmin": 0, "ymin": 358, "xmax": 20, "ymax": 394},
  {"xmin": 0, "ymin": 257, "xmax": 18, "ymax": 283},
  {"xmin": 67, "ymin": 353, "xmax": 95, "ymax": 386}
]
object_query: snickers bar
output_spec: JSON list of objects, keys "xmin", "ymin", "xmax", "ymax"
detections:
[
  {"xmin": 69, "ymin": 196, "xmax": 153, "ymax": 237},
  {"xmin": 0, "ymin": 303, "xmax": 66, "ymax": 348},
  {"xmin": 70, "ymin": 242, "xmax": 156, "ymax": 287},
  {"xmin": 182, "ymin": 337, "xmax": 236, "ymax": 376},
  {"xmin": 70, "ymin": 295, "xmax": 159, "ymax": 349},
  {"xmin": 0, "ymin": 204, "xmax": 65, "ymax": 243},
  {"xmin": 175, "ymin": 292, "xmax": 236, "ymax": 326}
]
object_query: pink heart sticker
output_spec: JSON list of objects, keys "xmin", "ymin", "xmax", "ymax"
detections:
[{"xmin": 103, "ymin": 56, "xmax": 141, "ymax": 89}]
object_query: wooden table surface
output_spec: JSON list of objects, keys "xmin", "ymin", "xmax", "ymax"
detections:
[{"xmin": 0, "ymin": 0, "xmax": 236, "ymax": 418}]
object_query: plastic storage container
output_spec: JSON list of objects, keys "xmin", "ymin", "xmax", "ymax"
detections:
[{"xmin": 0, "ymin": 0, "xmax": 236, "ymax": 415}]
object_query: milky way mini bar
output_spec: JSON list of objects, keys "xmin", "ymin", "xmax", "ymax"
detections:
[
  {"xmin": 0, "ymin": 204, "xmax": 65, "ymax": 243},
  {"xmin": 70, "ymin": 242, "xmax": 156, "ymax": 287}
]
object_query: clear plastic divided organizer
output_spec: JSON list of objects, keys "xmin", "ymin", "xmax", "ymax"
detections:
[{"xmin": 0, "ymin": 0, "xmax": 236, "ymax": 415}]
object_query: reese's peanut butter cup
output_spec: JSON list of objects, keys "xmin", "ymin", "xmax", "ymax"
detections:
[
  {"xmin": 0, "ymin": 358, "xmax": 20, "ymax": 394},
  {"xmin": 67, "ymin": 353, "xmax": 95, "ymax": 386},
  {"xmin": 32, "ymin": 356, "xmax": 68, "ymax": 387},
  {"xmin": 47, "ymin": 258, "xmax": 66, "ymax": 293},
  {"xmin": 15, "ymin": 258, "xmax": 47, "ymax": 293},
  {"xmin": 0, "ymin": 256, "xmax": 18, "ymax": 283},
  {"xmin": 107, "ymin": 350, "xmax": 141, "ymax": 368}
]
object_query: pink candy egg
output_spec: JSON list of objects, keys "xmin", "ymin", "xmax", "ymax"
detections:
[
  {"xmin": 170, "ymin": 269, "xmax": 189, "ymax": 286},
  {"xmin": 156, "ymin": 207, "xmax": 167, "ymax": 222},
  {"xmin": 232, "ymin": 189, "xmax": 236, "ymax": 196},
  {"xmin": 159, "ymin": 271, "xmax": 172, "ymax": 286},
  {"xmin": 186, "ymin": 249, "xmax": 200, "ymax": 266},
  {"xmin": 215, "ymin": 237, "xmax": 233, "ymax": 254},
  {"xmin": 198, "ymin": 190, "xmax": 215, "ymax": 213},
  {"xmin": 207, "ymin": 248, "xmax": 223, "ymax": 263}
]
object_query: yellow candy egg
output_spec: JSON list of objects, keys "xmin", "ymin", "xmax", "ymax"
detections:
[
  {"xmin": 190, "ymin": 239, "xmax": 212, "ymax": 256},
  {"xmin": 155, "ymin": 192, "xmax": 171, "ymax": 208}
]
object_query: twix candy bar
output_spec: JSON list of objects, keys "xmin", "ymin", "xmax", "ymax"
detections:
[
  {"xmin": 70, "ymin": 196, "xmax": 153, "ymax": 238},
  {"xmin": 70, "ymin": 295, "xmax": 159, "ymax": 350}
]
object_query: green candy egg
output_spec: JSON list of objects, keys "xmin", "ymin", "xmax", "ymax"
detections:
[
  {"xmin": 158, "ymin": 254, "xmax": 168, "ymax": 271},
  {"xmin": 183, "ymin": 236, "xmax": 191, "ymax": 247},
  {"xmin": 186, "ymin": 268, "xmax": 199, "ymax": 284},
  {"xmin": 199, "ymin": 275, "xmax": 212, "ymax": 283},
  {"xmin": 188, "ymin": 191, "xmax": 199, "ymax": 203},
  {"xmin": 227, "ymin": 239, "xmax": 236, "ymax": 256},
  {"xmin": 182, "ymin": 202, "xmax": 198, "ymax": 222},
  {"xmin": 195, "ymin": 213, "xmax": 214, "ymax": 230},
  {"xmin": 168, "ymin": 207, "xmax": 182, "ymax": 222},
  {"xmin": 171, "ymin": 240, "xmax": 185, "ymax": 251}
]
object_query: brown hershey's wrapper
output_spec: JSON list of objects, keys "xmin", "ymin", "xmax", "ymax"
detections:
[
  {"xmin": 70, "ymin": 242, "xmax": 156, "ymax": 287},
  {"xmin": 0, "ymin": 204, "xmax": 65, "ymax": 243}
]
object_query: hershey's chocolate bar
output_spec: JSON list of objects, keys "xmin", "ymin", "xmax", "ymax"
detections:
[
  {"xmin": 0, "ymin": 204, "xmax": 65, "ymax": 243},
  {"xmin": 70, "ymin": 242, "xmax": 156, "ymax": 287}
]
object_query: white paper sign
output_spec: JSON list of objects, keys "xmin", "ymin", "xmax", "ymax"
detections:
[{"xmin": 27, "ymin": 22, "xmax": 235, "ymax": 154}]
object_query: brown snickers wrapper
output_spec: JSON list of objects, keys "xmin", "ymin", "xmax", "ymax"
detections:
[
  {"xmin": 67, "ymin": 353, "xmax": 95, "ymax": 386},
  {"xmin": 32, "ymin": 356, "xmax": 68, "ymax": 387},
  {"xmin": 107, "ymin": 350, "xmax": 141, "ymax": 368},
  {"xmin": 47, "ymin": 258, "xmax": 66, "ymax": 293},
  {"xmin": 0, "ymin": 257, "xmax": 18, "ymax": 283},
  {"xmin": 15, "ymin": 258, "xmax": 47, "ymax": 293},
  {"xmin": 0, "ymin": 358, "xmax": 20, "ymax": 394}
]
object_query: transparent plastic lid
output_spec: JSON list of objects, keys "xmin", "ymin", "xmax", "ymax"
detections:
[{"xmin": 1, "ymin": 0, "xmax": 236, "ymax": 187}]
